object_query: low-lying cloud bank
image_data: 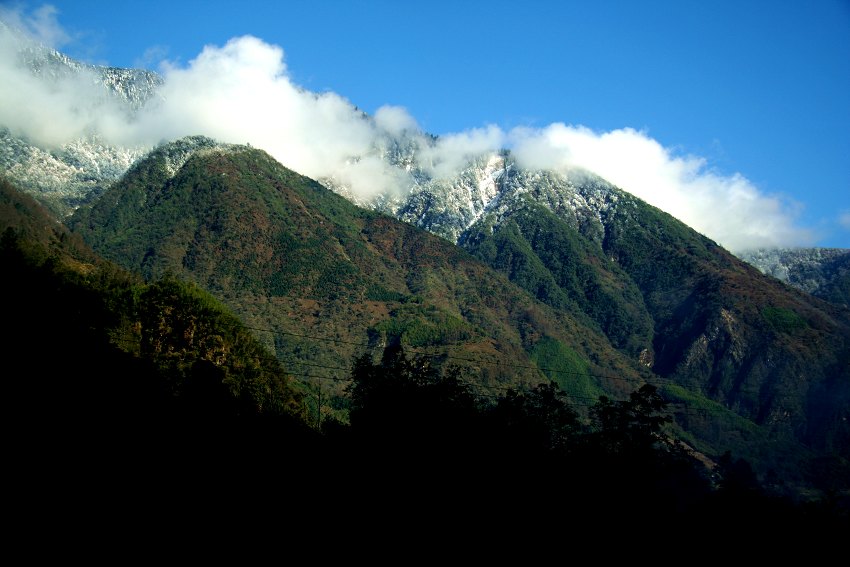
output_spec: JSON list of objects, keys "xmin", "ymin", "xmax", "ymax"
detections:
[
  {"xmin": 0, "ymin": 6, "xmax": 815, "ymax": 251},
  {"xmin": 509, "ymin": 125, "xmax": 815, "ymax": 251}
]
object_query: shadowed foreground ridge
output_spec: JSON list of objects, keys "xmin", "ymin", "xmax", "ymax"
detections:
[
  {"xmin": 64, "ymin": 141, "xmax": 850, "ymax": 500},
  {"xmin": 1, "ymin": 189, "xmax": 844, "ymax": 530},
  {"xmin": 2, "ymin": 145, "xmax": 848, "ymax": 536}
]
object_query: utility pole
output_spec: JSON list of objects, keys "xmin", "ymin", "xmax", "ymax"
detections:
[{"xmin": 315, "ymin": 388, "xmax": 322, "ymax": 430}]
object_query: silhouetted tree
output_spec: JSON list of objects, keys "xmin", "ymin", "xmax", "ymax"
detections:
[
  {"xmin": 589, "ymin": 383, "xmax": 673, "ymax": 456},
  {"xmin": 486, "ymin": 382, "xmax": 581, "ymax": 456},
  {"xmin": 347, "ymin": 341, "xmax": 478, "ymax": 449}
]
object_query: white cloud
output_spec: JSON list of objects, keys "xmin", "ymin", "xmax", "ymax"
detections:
[
  {"xmin": 419, "ymin": 125, "xmax": 505, "ymax": 179},
  {"xmin": 0, "ymin": 11, "xmax": 818, "ymax": 251},
  {"xmin": 0, "ymin": 3, "xmax": 69, "ymax": 48},
  {"xmin": 374, "ymin": 105, "xmax": 418, "ymax": 136},
  {"xmin": 508, "ymin": 124, "xmax": 814, "ymax": 251},
  {"xmin": 839, "ymin": 211, "xmax": 850, "ymax": 231},
  {"xmin": 134, "ymin": 45, "xmax": 169, "ymax": 70},
  {"xmin": 101, "ymin": 35, "xmax": 414, "ymax": 200},
  {"xmin": 0, "ymin": 24, "xmax": 416, "ymax": 199},
  {"xmin": 0, "ymin": 28, "xmax": 127, "ymax": 147},
  {"xmin": 332, "ymin": 155, "xmax": 414, "ymax": 201}
]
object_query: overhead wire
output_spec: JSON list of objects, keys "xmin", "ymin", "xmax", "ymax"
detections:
[{"xmin": 109, "ymin": 321, "xmax": 808, "ymax": 421}]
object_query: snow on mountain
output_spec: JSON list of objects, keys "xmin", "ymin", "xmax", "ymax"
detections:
[
  {"xmin": 2, "ymin": 26, "xmax": 843, "ymax": 289},
  {"xmin": 737, "ymin": 247, "xmax": 850, "ymax": 295},
  {"xmin": 1, "ymin": 18, "xmax": 162, "ymax": 109},
  {"xmin": 0, "ymin": 19, "xmax": 158, "ymax": 216}
]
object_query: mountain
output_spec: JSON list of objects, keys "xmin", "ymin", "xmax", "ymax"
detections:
[
  {"xmin": 738, "ymin": 247, "xmax": 850, "ymax": 307},
  {"xmin": 1, "ymin": 21, "xmax": 842, "ymax": 279},
  {"xmin": 1, "ymin": 175, "xmax": 326, "ymax": 507},
  {"xmin": 66, "ymin": 138, "xmax": 850, "ymax": 497},
  {"xmin": 2, "ymin": 26, "xmax": 849, "ymax": 497},
  {"xmin": 12, "ymin": 179, "xmax": 850, "ymax": 533},
  {"xmin": 327, "ymin": 139, "xmax": 850, "ymax": 469},
  {"xmin": 68, "ymin": 138, "xmax": 651, "ymax": 407},
  {"xmin": 0, "ymin": 19, "xmax": 157, "ymax": 217}
]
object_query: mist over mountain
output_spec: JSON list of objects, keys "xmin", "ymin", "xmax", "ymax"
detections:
[
  {"xmin": 2, "ymin": 13, "xmax": 849, "ymax": 504},
  {"xmin": 0, "ymin": 18, "xmax": 157, "ymax": 215},
  {"xmin": 6, "ymin": 174, "xmax": 849, "ymax": 532},
  {"xmin": 0, "ymin": 15, "xmax": 818, "ymax": 252},
  {"xmin": 62, "ymin": 137, "xmax": 850, "ymax": 497}
]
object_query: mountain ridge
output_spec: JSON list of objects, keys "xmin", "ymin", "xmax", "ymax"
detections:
[
  {"xmin": 66, "ymin": 138, "xmax": 850, "ymax": 495},
  {"xmin": 0, "ymin": 19, "xmax": 158, "ymax": 216},
  {"xmin": 9, "ymin": 176, "xmax": 850, "ymax": 531},
  {"xmin": 738, "ymin": 247, "xmax": 850, "ymax": 306},
  {"xmin": 2, "ymin": 28, "xmax": 849, "ymax": 496},
  {"xmin": 69, "ymin": 140, "xmax": 640, "ymax": 394},
  {"xmin": 2, "ymin": 23, "xmax": 845, "ymax": 278}
]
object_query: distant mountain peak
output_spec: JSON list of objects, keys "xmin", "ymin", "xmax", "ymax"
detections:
[
  {"xmin": 1, "ymin": 17, "xmax": 162, "ymax": 110},
  {"xmin": 737, "ymin": 246, "xmax": 850, "ymax": 305},
  {"xmin": 0, "ymin": 20, "xmax": 161, "ymax": 217}
]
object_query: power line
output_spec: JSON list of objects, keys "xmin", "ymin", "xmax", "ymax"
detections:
[
  {"xmin": 112, "ymin": 326, "xmax": 810, "ymax": 409},
  {"xmin": 109, "ymin": 320, "xmax": 816, "ymax": 419},
  {"xmin": 244, "ymin": 324, "xmax": 371, "ymax": 347},
  {"xmin": 235, "ymin": 321, "xmax": 671, "ymax": 387}
]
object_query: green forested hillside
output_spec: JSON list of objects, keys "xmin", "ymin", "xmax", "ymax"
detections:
[
  {"xmin": 3, "ymin": 173, "xmax": 849, "ymax": 528},
  {"xmin": 813, "ymin": 253, "xmax": 850, "ymax": 307},
  {"xmin": 69, "ymin": 140, "xmax": 657, "ymax": 415},
  {"xmin": 2, "ymin": 177, "xmax": 313, "ymax": 471},
  {"xmin": 460, "ymin": 176, "xmax": 850, "ymax": 491},
  {"xmin": 64, "ymin": 139, "xmax": 850, "ymax": 498},
  {"xmin": 462, "ymin": 195, "xmax": 654, "ymax": 358}
]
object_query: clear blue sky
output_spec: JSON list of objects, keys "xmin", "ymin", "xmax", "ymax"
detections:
[{"xmin": 6, "ymin": 0, "xmax": 850, "ymax": 247}]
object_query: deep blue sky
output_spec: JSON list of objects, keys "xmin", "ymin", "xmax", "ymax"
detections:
[{"xmin": 6, "ymin": 0, "xmax": 850, "ymax": 247}]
